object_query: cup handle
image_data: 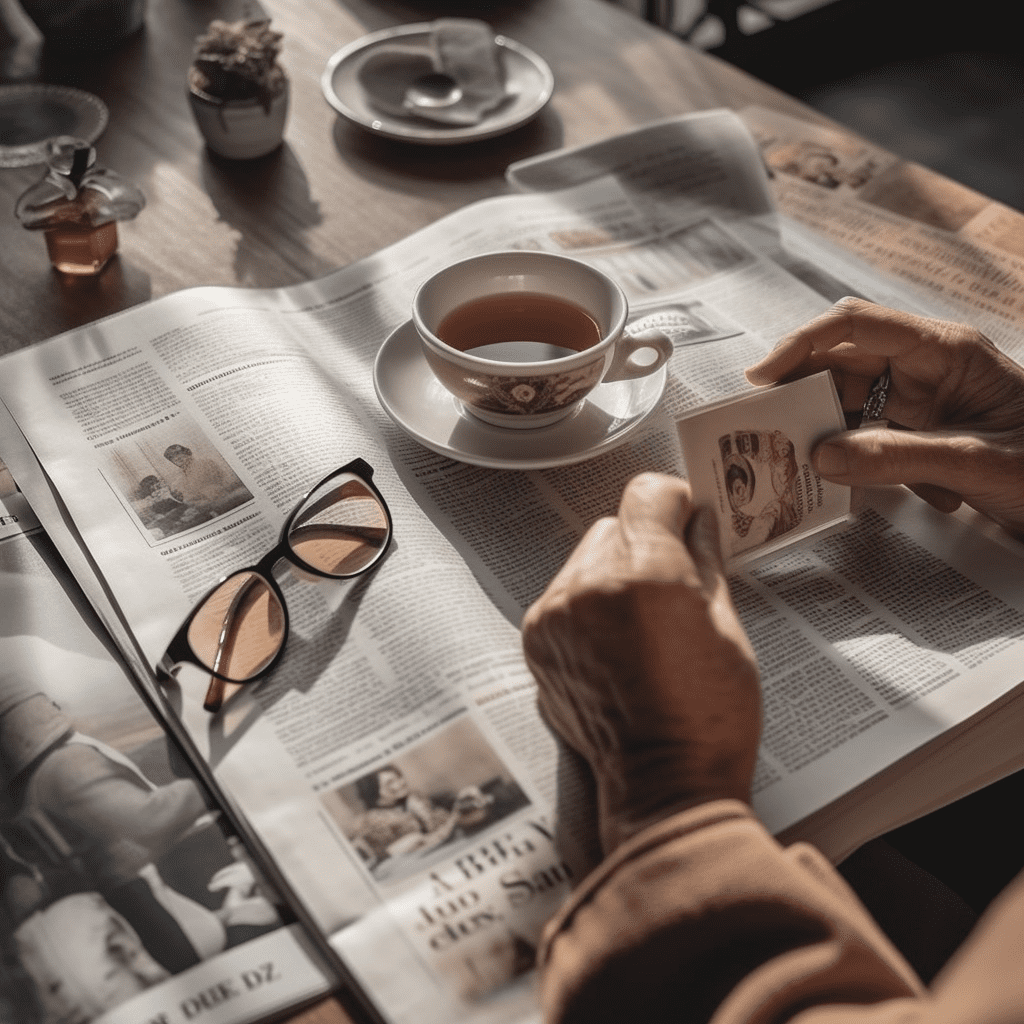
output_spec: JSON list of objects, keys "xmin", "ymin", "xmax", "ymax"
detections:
[{"xmin": 601, "ymin": 328, "xmax": 673, "ymax": 383}]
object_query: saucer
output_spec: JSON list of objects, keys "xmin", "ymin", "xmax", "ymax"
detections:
[
  {"xmin": 322, "ymin": 23, "xmax": 553, "ymax": 145},
  {"xmin": 0, "ymin": 85, "xmax": 108, "ymax": 168},
  {"xmin": 373, "ymin": 321, "xmax": 667, "ymax": 470}
]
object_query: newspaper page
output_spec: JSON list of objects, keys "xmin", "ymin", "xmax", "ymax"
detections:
[
  {"xmin": 3, "ymin": 110, "xmax": 1024, "ymax": 1020},
  {"xmin": 738, "ymin": 105, "xmax": 1024, "ymax": 354},
  {"xmin": 503, "ymin": 111, "xmax": 1024, "ymax": 858},
  {"xmin": 0, "ymin": 174, "xmax": 833, "ymax": 1024},
  {"xmin": 0, "ymin": 486, "xmax": 329, "ymax": 1024}
]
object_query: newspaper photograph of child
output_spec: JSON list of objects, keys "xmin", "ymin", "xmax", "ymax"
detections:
[{"xmin": 103, "ymin": 418, "xmax": 253, "ymax": 542}]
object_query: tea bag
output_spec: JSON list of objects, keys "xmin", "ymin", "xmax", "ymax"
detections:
[{"xmin": 356, "ymin": 18, "xmax": 508, "ymax": 127}]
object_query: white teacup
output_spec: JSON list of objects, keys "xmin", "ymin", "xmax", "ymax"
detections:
[{"xmin": 412, "ymin": 251, "xmax": 673, "ymax": 429}]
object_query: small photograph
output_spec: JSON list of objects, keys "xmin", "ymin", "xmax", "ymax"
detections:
[
  {"xmin": 719, "ymin": 428, "xmax": 800, "ymax": 555},
  {"xmin": 764, "ymin": 140, "xmax": 878, "ymax": 192},
  {"xmin": 742, "ymin": 107, "xmax": 893, "ymax": 195},
  {"xmin": 321, "ymin": 717, "xmax": 530, "ymax": 883},
  {"xmin": 676, "ymin": 371, "xmax": 851, "ymax": 566},
  {"xmin": 104, "ymin": 418, "xmax": 252, "ymax": 541},
  {"xmin": 628, "ymin": 300, "xmax": 743, "ymax": 348}
]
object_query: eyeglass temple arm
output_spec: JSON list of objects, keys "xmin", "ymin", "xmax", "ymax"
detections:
[{"xmin": 204, "ymin": 575, "xmax": 260, "ymax": 713}]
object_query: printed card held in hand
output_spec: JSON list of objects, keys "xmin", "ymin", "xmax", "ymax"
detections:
[{"xmin": 676, "ymin": 371, "xmax": 852, "ymax": 569}]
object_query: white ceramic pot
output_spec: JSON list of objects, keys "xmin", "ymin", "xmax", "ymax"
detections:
[{"xmin": 188, "ymin": 81, "xmax": 289, "ymax": 160}]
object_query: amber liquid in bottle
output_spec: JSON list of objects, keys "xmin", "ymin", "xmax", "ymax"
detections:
[{"xmin": 44, "ymin": 221, "xmax": 119, "ymax": 275}]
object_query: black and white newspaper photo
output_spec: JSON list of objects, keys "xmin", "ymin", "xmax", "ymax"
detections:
[{"xmin": 0, "ymin": 487, "xmax": 329, "ymax": 1024}]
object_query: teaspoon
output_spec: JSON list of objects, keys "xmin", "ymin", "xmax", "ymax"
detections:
[{"xmin": 404, "ymin": 72, "xmax": 463, "ymax": 111}]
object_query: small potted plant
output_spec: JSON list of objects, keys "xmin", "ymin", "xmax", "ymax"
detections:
[{"xmin": 187, "ymin": 14, "xmax": 288, "ymax": 160}]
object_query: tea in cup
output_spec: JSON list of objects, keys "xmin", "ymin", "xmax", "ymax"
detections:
[{"xmin": 412, "ymin": 251, "xmax": 673, "ymax": 428}]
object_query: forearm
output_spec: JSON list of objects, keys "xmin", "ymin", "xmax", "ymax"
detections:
[
  {"xmin": 131, "ymin": 778, "xmax": 210, "ymax": 850},
  {"xmin": 74, "ymin": 776, "xmax": 209, "ymax": 854},
  {"xmin": 539, "ymin": 800, "xmax": 925, "ymax": 1024}
]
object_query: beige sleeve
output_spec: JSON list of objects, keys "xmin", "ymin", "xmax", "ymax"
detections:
[{"xmin": 538, "ymin": 800, "xmax": 929, "ymax": 1024}]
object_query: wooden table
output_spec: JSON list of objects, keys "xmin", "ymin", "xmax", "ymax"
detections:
[{"xmin": 0, "ymin": 0, "xmax": 835, "ymax": 355}]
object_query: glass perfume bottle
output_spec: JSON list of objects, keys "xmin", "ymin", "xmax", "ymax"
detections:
[{"xmin": 15, "ymin": 137, "xmax": 145, "ymax": 275}]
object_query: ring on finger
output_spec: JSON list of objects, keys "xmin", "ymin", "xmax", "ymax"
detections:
[{"xmin": 862, "ymin": 368, "xmax": 891, "ymax": 421}]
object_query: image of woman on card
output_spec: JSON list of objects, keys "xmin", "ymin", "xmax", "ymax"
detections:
[{"xmin": 720, "ymin": 429, "xmax": 801, "ymax": 555}]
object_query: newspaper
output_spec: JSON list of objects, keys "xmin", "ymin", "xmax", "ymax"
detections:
[
  {"xmin": 737, "ymin": 105, "xmax": 1024, "ymax": 349},
  {"xmin": 0, "ymin": 489, "xmax": 330, "ymax": 1024},
  {"xmin": 2, "ymin": 108, "xmax": 1024, "ymax": 1024}
]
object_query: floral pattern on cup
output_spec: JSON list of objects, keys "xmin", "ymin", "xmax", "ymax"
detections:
[
  {"xmin": 477, "ymin": 366, "xmax": 603, "ymax": 415},
  {"xmin": 422, "ymin": 347, "xmax": 604, "ymax": 422}
]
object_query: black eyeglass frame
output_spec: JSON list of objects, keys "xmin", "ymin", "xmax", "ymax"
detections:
[{"xmin": 156, "ymin": 457, "xmax": 393, "ymax": 692}]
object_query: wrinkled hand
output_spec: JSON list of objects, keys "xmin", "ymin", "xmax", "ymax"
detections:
[
  {"xmin": 521, "ymin": 474, "xmax": 761, "ymax": 854},
  {"xmin": 746, "ymin": 297, "xmax": 1024, "ymax": 537}
]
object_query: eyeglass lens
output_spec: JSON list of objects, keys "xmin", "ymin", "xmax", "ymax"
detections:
[
  {"xmin": 188, "ymin": 571, "xmax": 285, "ymax": 682},
  {"xmin": 186, "ymin": 471, "xmax": 390, "ymax": 682},
  {"xmin": 288, "ymin": 474, "xmax": 390, "ymax": 576}
]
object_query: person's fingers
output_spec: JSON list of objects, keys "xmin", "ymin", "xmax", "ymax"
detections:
[
  {"xmin": 616, "ymin": 472, "xmax": 692, "ymax": 538},
  {"xmin": 616, "ymin": 473, "xmax": 707, "ymax": 588},
  {"xmin": 746, "ymin": 297, "xmax": 938, "ymax": 386},
  {"xmin": 531, "ymin": 515, "xmax": 618, "ymax": 605},
  {"xmin": 685, "ymin": 504, "xmax": 726, "ymax": 595},
  {"xmin": 811, "ymin": 428, "xmax": 996, "ymax": 499}
]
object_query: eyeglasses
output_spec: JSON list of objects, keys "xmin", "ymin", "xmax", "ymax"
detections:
[{"xmin": 157, "ymin": 458, "xmax": 393, "ymax": 712}]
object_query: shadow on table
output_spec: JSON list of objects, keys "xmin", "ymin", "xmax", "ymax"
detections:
[
  {"xmin": 200, "ymin": 142, "xmax": 335, "ymax": 286},
  {"xmin": 28, "ymin": 255, "xmax": 153, "ymax": 335},
  {"xmin": 329, "ymin": 105, "xmax": 563, "ymax": 204}
]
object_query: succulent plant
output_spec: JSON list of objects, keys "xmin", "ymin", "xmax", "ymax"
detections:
[{"xmin": 189, "ymin": 18, "xmax": 286, "ymax": 110}]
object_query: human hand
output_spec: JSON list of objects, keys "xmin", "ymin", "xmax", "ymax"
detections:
[
  {"xmin": 209, "ymin": 862, "xmax": 281, "ymax": 927},
  {"xmin": 521, "ymin": 474, "xmax": 761, "ymax": 854},
  {"xmin": 746, "ymin": 298, "xmax": 1024, "ymax": 537}
]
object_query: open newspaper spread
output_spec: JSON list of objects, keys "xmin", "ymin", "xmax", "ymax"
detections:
[
  {"xmin": 2, "ymin": 109, "xmax": 1024, "ymax": 1024},
  {"xmin": 0, "ymin": 487, "xmax": 330, "ymax": 1024}
]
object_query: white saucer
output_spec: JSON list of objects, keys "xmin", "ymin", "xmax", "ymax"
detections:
[
  {"xmin": 0, "ymin": 85, "xmax": 108, "ymax": 168},
  {"xmin": 322, "ymin": 23, "xmax": 553, "ymax": 145},
  {"xmin": 373, "ymin": 321, "xmax": 667, "ymax": 470}
]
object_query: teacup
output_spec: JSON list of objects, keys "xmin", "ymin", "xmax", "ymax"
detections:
[{"xmin": 412, "ymin": 251, "xmax": 673, "ymax": 429}]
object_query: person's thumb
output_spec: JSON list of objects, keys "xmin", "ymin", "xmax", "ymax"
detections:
[{"xmin": 686, "ymin": 504, "xmax": 725, "ymax": 578}]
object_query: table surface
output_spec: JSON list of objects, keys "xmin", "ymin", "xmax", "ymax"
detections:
[
  {"xmin": 0, "ymin": 1, "xmax": 1003, "ymax": 1022},
  {"xmin": 0, "ymin": 0, "xmax": 838, "ymax": 356}
]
